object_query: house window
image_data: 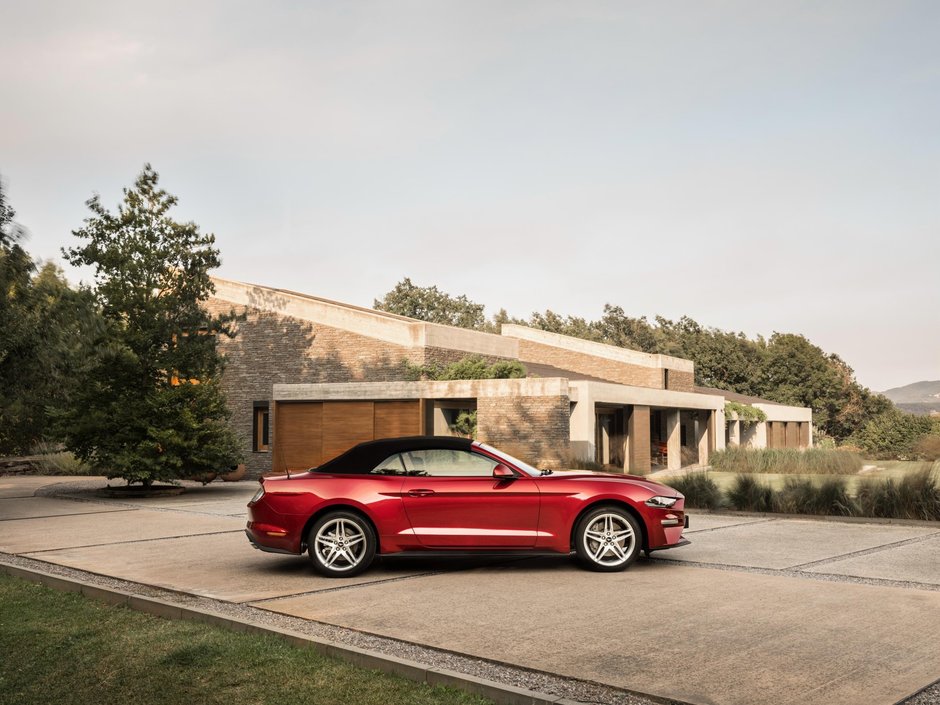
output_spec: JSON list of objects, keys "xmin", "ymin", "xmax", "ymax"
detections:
[{"xmin": 253, "ymin": 403, "xmax": 270, "ymax": 452}]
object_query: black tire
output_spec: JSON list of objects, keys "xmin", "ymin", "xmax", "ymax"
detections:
[
  {"xmin": 307, "ymin": 511, "xmax": 376, "ymax": 578},
  {"xmin": 574, "ymin": 505, "xmax": 642, "ymax": 572}
]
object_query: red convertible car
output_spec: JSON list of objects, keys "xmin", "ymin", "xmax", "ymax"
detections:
[{"xmin": 246, "ymin": 436, "xmax": 689, "ymax": 577}]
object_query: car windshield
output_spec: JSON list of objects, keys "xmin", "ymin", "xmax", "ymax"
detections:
[{"xmin": 476, "ymin": 443, "xmax": 541, "ymax": 477}]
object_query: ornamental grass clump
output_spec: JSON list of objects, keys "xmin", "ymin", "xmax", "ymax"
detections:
[
  {"xmin": 668, "ymin": 472, "xmax": 723, "ymax": 510},
  {"xmin": 728, "ymin": 474, "xmax": 776, "ymax": 512},
  {"xmin": 710, "ymin": 447, "xmax": 861, "ymax": 475},
  {"xmin": 775, "ymin": 476, "xmax": 855, "ymax": 516},
  {"xmin": 856, "ymin": 465, "xmax": 940, "ymax": 521}
]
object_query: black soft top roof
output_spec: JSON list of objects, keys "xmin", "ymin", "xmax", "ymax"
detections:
[{"xmin": 313, "ymin": 436, "xmax": 474, "ymax": 474}]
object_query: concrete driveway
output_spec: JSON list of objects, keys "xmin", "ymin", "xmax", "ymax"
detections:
[{"xmin": 1, "ymin": 476, "xmax": 938, "ymax": 705}]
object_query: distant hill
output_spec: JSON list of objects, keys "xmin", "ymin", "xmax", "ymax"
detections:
[{"xmin": 881, "ymin": 380, "xmax": 940, "ymax": 416}]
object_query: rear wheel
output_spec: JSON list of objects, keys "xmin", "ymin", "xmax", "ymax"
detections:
[
  {"xmin": 574, "ymin": 506, "xmax": 642, "ymax": 572},
  {"xmin": 308, "ymin": 511, "xmax": 376, "ymax": 578}
]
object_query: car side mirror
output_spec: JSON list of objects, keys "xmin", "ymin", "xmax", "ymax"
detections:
[{"xmin": 493, "ymin": 463, "xmax": 515, "ymax": 480}]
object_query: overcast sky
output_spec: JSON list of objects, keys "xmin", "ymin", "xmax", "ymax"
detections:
[{"xmin": 1, "ymin": 0, "xmax": 937, "ymax": 392}]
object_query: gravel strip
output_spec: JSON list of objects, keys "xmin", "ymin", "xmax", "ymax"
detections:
[{"xmin": 906, "ymin": 683, "xmax": 940, "ymax": 705}]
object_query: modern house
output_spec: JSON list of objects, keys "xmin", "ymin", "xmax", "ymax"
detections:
[{"xmin": 206, "ymin": 276, "xmax": 812, "ymax": 477}]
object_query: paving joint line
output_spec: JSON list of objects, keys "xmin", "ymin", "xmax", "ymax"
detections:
[
  {"xmin": 786, "ymin": 531, "xmax": 940, "ymax": 571},
  {"xmin": 47, "ymin": 491, "xmax": 253, "ymax": 518},
  {"xmin": 649, "ymin": 556, "xmax": 940, "ymax": 591},
  {"xmin": 0, "ymin": 508, "xmax": 139, "ymax": 522},
  {"xmin": 683, "ymin": 518, "xmax": 779, "ymax": 534},
  {"xmin": 247, "ymin": 570, "xmax": 447, "ymax": 603},
  {"xmin": 797, "ymin": 570, "xmax": 940, "ymax": 593},
  {"xmin": 18, "ymin": 529, "xmax": 244, "ymax": 554}
]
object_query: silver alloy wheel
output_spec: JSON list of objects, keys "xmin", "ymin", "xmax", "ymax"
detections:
[
  {"xmin": 313, "ymin": 517, "xmax": 367, "ymax": 572},
  {"xmin": 582, "ymin": 512, "xmax": 636, "ymax": 567}
]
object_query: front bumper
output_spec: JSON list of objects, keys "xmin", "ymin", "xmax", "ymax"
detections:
[{"xmin": 648, "ymin": 514, "xmax": 690, "ymax": 553}]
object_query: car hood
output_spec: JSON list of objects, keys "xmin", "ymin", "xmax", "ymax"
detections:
[{"xmin": 540, "ymin": 470, "xmax": 681, "ymax": 497}]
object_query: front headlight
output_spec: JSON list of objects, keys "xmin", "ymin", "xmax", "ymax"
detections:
[
  {"xmin": 645, "ymin": 495, "xmax": 678, "ymax": 509},
  {"xmin": 250, "ymin": 485, "xmax": 265, "ymax": 504}
]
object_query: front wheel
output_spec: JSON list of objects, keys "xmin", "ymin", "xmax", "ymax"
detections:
[
  {"xmin": 308, "ymin": 511, "xmax": 376, "ymax": 578},
  {"xmin": 574, "ymin": 506, "xmax": 642, "ymax": 572}
]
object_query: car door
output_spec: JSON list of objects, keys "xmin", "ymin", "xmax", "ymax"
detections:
[{"xmin": 399, "ymin": 448, "xmax": 541, "ymax": 548}]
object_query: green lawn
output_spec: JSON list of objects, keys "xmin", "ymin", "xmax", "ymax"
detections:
[{"xmin": 0, "ymin": 574, "xmax": 490, "ymax": 705}]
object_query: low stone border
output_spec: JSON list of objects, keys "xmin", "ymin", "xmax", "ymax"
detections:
[{"xmin": 0, "ymin": 562, "xmax": 589, "ymax": 705}]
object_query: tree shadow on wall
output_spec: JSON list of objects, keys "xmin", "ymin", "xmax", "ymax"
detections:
[
  {"xmin": 479, "ymin": 398, "xmax": 568, "ymax": 470},
  {"xmin": 246, "ymin": 286, "xmax": 290, "ymax": 312},
  {"xmin": 221, "ymin": 309, "xmax": 417, "ymax": 387}
]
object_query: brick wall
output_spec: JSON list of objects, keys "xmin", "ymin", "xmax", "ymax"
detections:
[
  {"xmin": 422, "ymin": 346, "xmax": 513, "ymax": 369},
  {"xmin": 476, "ymin": 395, "xmax": 570, "ymax": 470},
  {"xmin": 517, "ymin": 339, "xmax": 662, "ymax": 388},
  {"xmin": 666, "ymin": 369, "xmax": 695, "ymax": 392}
]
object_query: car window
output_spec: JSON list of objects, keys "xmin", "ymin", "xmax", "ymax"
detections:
[
  {"xmin": 400, "ymin": 449, "xmax": 497, "ymax": 477},
  {"xmin": 370, "ymin": 453, "xmax": 406, "ymax": 475}
]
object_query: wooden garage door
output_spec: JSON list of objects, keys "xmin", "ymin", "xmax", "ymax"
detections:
[
  {"xmin": 374, "ymin": 401, "xmax": 422, "ymax": 438},
  {"xmin": 272, "ymin": 400, "xmax": 422, "ymax": 473},
  {"xmin": 273, "ymin": 402, "xmax": 323, "ymax": 473},
  {"xmin": 322, "ymin": 402, "xmax": 376, "ymax": 462}
]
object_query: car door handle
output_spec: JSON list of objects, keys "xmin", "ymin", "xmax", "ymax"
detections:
[{"xmin": 407, "ymin": 489, "xmax": 435, "ymax": 497}]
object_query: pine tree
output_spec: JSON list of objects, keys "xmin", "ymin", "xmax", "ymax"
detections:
[{"xmin": 61, "ymin": 165, "xmax": 242, "ymax": 486}]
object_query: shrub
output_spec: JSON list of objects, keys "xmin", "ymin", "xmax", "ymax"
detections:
[
  {"xmin": 775, "ymin": 476, "xmax": 855, "ymax": 516},
  {"xmin": 406, "ymin": 355, "xmax": 527, "ymax": 382},
  {"xmin": 31, "ymin": 441, "xmax": 92, "ymax": 475},
  {"xmin": 728, "ymin": 475, "xmax": 776, "ymax": 512},
  {"xmin": 856, "ymin": 465, "xmax": 940, "ymax": 520},
  {"xmin": 668, "ymin": 473, "xmax": 723, "ymax": 510},
  {"xmin": 452, "ymin": 410, "xmax": 477, "ymax": 438},
  {"xmin": 710, "ymin": 447, "xmax": 861, "ymax": 474},
  {"xmin": 850, "ymin": 408, "xmax": 938, "ymax": 459},
  {"xmin": 913, "ymin": 434, "xmax": 940, "ymax": 461}
]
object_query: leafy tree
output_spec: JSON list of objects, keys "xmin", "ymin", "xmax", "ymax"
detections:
[
  {"xmin": 594, "ymin": 305, "xmax": 657, "ymax": 352},
  {"xmin": 60, "ymin": 165, "xmax": 241, "ymax": 486},
  {"xmin": 648, "ymin": 316, "xmax": 766, "ymax": 393},
  {"xmin": 824, "ymin": 355, "xmax": 893, "ymax": 441},
  {"xmin": 0, "ymin": 180, "xmax": 97, "ymax": 454},
  {"xmin": 525, "ymin": 309, "xmax": 602, "ymax": 342},
  {"xmin": 375, "ymin": 278, "xmax": 487, "ymax": 330},
  {"xmin": 751, "ymin": 334, "xmax": 892, "ymax": 441}
]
